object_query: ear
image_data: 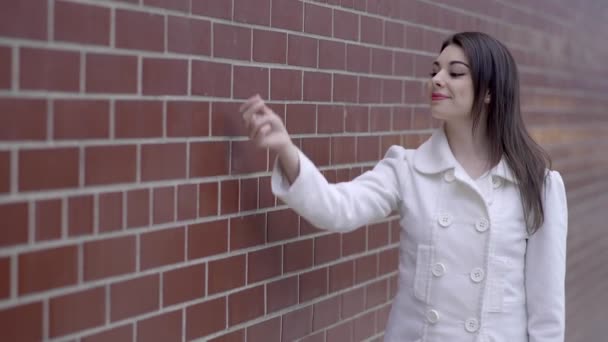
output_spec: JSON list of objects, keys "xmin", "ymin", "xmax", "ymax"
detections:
[{"xmin": 484, "ymin": 91, "xmax": 491, "ymax": 104}]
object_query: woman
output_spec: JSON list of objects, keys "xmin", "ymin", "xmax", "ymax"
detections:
[{"xmin": 241, "ymin": 32, "xmax": 567, "ymax": 342}]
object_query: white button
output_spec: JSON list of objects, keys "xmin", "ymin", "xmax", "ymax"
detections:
[
  {"xmin": 427, "ymin": 309, "xmax": 440, "ymax": 324},
  {"xmin": 438, "ymin": 213, "xmax": 453, "ymax": 228},
  {"xmin": 470, "ymin": 267, "xmax": 485, "ymax": 283},
  {"xmin": 475, "ymin": 218, "xmax": 490, "ymax": 232},
  {"xmin": 465, "ymin": 318, "xmax": 480, "ymax": 332},
  {"xmin": 444, "ymin": 170, "xmax": 455, "ymax": 183},
  {"xmin": 492, "ymin": 177, "xmax": 503, "ymax": 189},
  {"xmin": 432, "ymin": 263, "xmax": 446, "ymax": 277}
]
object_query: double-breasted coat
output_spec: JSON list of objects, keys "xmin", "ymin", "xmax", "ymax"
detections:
[{"xmin": 271, "ymin": 126, "xmax": 568, "ymax": 342}]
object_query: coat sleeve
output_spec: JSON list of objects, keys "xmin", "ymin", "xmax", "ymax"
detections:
[
  {"xmin": 525, "ymin": 170, "xmax": 568, "ymax": 342},
  {"xmin": 271, "ymin": 145, "xmax": 404, "ymax": 232}
]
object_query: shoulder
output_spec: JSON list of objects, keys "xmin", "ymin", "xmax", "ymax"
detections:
[{"xmin": 382, "ymin": 145, "xmax": 416, "ymax": 162}]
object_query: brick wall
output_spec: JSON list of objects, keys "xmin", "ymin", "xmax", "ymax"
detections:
[{"xmin": 1, "ymin": 0, "xmax": 607, "ymax": 341}]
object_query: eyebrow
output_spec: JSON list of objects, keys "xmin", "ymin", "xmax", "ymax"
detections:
[{"xmin": 432, "ymin": 61, "xmax": 470, "ymax": 68}]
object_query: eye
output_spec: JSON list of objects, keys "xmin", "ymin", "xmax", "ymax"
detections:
[
  {"xmin": 450, "ymin": 73, "xmax": 465, "ymax": 78},
  {"xmin": 430, "ymin": 72, "xmax": 438, "ymax": 77}
]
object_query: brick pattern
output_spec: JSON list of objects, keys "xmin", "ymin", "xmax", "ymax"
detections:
[{"xmin": 0, "ymin": 0, "xmax": 607, "ymax": 341}]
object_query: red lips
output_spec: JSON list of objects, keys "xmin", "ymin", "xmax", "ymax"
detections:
[{"xmin": 431, "ymin": 92, "xmax": 450, "ymax": 100}]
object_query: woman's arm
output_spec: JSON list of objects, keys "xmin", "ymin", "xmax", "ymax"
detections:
[{"xmin": 525, "ymin": 170, "xmax": 568, "ymax": 342}]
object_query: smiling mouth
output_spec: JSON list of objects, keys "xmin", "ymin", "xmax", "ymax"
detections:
[{"xmin": 431, "ymin": 95, "xmax": 449, "ymax": 101}]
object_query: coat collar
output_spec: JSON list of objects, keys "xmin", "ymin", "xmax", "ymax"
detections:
[{"xmin": 413, "ymin": 125, "xmax": 517, "ymax": 184}]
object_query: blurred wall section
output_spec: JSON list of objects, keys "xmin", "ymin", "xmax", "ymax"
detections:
[{"xmin": 0, "ymin": 0, "xmax": 607, "ymax": 341}]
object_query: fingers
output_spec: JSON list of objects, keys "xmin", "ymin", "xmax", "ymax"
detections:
[{"xmin": 239, "ymin": 94, "xmax": 262, "ymax": 113}]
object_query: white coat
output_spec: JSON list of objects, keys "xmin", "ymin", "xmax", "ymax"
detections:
[{"xmin": 271, "ymin": 126, "xmax": 568, "ymax": 342}]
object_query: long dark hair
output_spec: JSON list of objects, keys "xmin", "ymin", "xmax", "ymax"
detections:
[{"xmin": 441, "ymin": 32, "xmax": 551, "ymax": 234}]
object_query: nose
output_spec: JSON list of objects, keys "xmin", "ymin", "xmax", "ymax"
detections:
[{"xmin": 432, "ymin": 71, "xmax": 445, "ymax": 88}]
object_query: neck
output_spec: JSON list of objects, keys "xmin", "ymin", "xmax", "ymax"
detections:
[{"xmin": 443, "ymin": 117, "xmax": 491, "ymax": 177}]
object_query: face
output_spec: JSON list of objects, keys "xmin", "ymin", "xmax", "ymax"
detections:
[{"xmin": 427, "ymin": 45, "xmax": 475, "ymax": 122}]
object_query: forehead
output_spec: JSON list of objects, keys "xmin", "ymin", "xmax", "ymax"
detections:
[{"xmin": 435, "ymin": 44, "xmax": 468, "ymax": 65}]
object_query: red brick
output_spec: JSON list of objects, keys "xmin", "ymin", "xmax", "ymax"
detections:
[
  {"xmin": 0, "ymin": 257, "xmax": 10, "ymax": 299},
  {"xmin": 141, "ymin": 227, "xmax": 185, "ymax": 270},
  {"xmin": 228, "ymin": 285, "xmax": 265, "ymax": 325},
  {"xmin": 303, "ymin": 72, "xmax": 331, "ymax": 102},
  {"xmin": 19, "ymin": 246, "xmax": 77, "ymax": 294},
  {"xmin": 267, "ymin": 209, "xmax": 299, "ymax": 242},
  {"xmin": 370, "ymin": 107, "xmax": 391, "ymax": 132},
  {"xmin": 233, "ymin": 65, "xmax": 269, "ymax": 99},
  {"xmin": 190, "ymin": 141, "xmax": 229, "ymax": 177},
  {"xmin": 359, "ymin": 76, "xmax": 382, "ymax": 103},
  {"xmin": 342, "ymin": 287, "xmax": 365, "ymax": 318},
  {"xmin": 84, "ymin": 236, "xmax": 135, "ymax": 281},
  {"xmin": 34, "ymin": 199, "xmax": 61, "ymax": 241},
  {"xmin": 115, "ymin": 100, "xmax": 163, "ymax": 138},
  {"xmin": 271, "ymin": 69, "xmax": 302, "ymax": 100},
  {"xmin": 141, "ymin": 143, "xmax": 187, "ymax": 181},
  {"xmin": 0, "ymin": 202, "xmax": 28, "ymax": 247},
  {"xmin": 247, "ymin": 317, "xmax": 281, "ymax": 342},
  {"xmin": 210, "ymin": 101, "xmax": 248, "ymax": 137},
  {"xmin": 299, "ymin": 268, "xmax": 328, "ymax": 302},
  {"xmin": 385, "ymin": 21, "xmax": 405, "ymax": 48},
  {"xmin": 248, "ymin": 246, "xmax": 282, "ymax": 283},
  {"xmin": 302, "ymin": 137, "xmax": 330, "ymax": 167},
  {"xmin": 368, "ymin": 222, "xmax": 390, "ymax": 249},
  {"xmin": 366, "ymin": 280, "xmax": 388, "ymax": 308},
  {"xmin": 186, "ymin": 297, "xmax": 226, "ymax": 340},
  {"xmin": 271, "ymin": 0, "xmax": 303, "ymax": 31},
  {"xmin": 142, "ymin": 58, "xmax": 188, "ymax": 95},
  {"xmin": 0, "ymin": 99, "xmax": 46, "ymax": 141},
  {"xmin": 360, "ymin": 15, "xmax": 383, "ymax": 44},
  {"xmin": 331, "ymin": 136, "xmax": 356, "ymax": 164},
  {"xmin": 20, "ymin": 148, "xmax": 79, "ymax": 191},
  {"xmin": 163, "ymin": 264, "xmax": 206, "ymax": 306},
  {"xmin": 0, "ymin": 302, "xmax": 43, "ymax": 342},
  {"xmin": 110, "ymin": 275, "xmax": 160, "ymax": 321},
  {"xmin": 209, "ymin": 330, "xmax": 245, "ymax": 342},
  {"xmin": 53, "ymin": 100, "xmax": 109, "ymax": 139},
  {"xmin": 383, "ymin": 79, "xmax": 403, "ymax": 103},
  {"xmin": 371, "ymin": 48, "xmax": 393, "ymax": 75},
  {"xmin": 393, "ymin": 106, "xmax": 412, "ymax": 130},
  {"xmin": 144, "ymin": 0, "xmax": 189, "ymax": 11},
  {"xmin": 86, "ymin": 53, "xmax": 137, "ymax": 93},
  {"xmin": 253, "ymin": 29, "xmax": 287, "ymax": 64},
  {"xmin": 67, "ymin": 195, "xmax": 93, "ymax": 236},
  {"xmin": 0, "ymin": 47, "xmax": 11, "ymax": 89},
  {"xmin": 191, "ymin": 0, "xmax": 232, "ymax": 19},
  {"xmin": 358, "ymin": 136, "xmax": 381, "ymax": 163},
  {"xmin": 334, "ymin": 9, "xmax": 358, "ymax": 41},
  {"xmin": 55, "ymin": 1, "xmax": 110, "ymax": 45},
  {"xmin": 304, "ymin": 3, "xmax": 332, "ymax": 36},
  {"xmin": 126, "ymin": 189, "xmax": 150, "ymax": 228},
  {"xmin": 214, "ymin": 23, "xmax": 251, "ymax": 60},
  {"xmin": 313, "ymin": 296, "xmax": 341, "ymax": 330},
  {"xmin": 188, "ymin": 219, "xmax": 227, "ymax": 260},
  {"xmin": 199, "ymin": 182, "xmax": 219, "ymax": 217},
  {"xmin": 346, "ymin": 44, "xmax": 371, "ymax": 73},
  {"xmin": 319, "ymin": 40, "xmax": 345, "ymax": 70},
  {"xmin": 354, "ymin": 311, "xmax": 376, "ymax": 340},
  {"xmin": 284, "ymin": 239, "xmax": 313, "ymax": 273},
  {"xmin": 229, "ymin": 213, "xmax": 266, "ymax": 250},
  {"xmin": 333, "ymin": 74, "xmax": 358, "ymax": 103},
  {"xmin": 394, "ymin": 51, "xmax": 414, "ymax": 76},
  {"xmin": 285, "ymin": 104, "xmax": 316, "ymax": 135},
  {"xmin": 168, "ymin": 16, "xmax": 211, "ymax": 55},
  {"xmin": 240, "ymin": 177, "xmax": 258, "ymax": 212},
  {"xmin": 152, "ymin": 186, "xmax": 175, "ymax": 224},
  {"xmin": 329, "ymin": 260, "xmax": 354, "ymax": 292},
  {"xmin": 221, "ymin": 179, "xmax": 240, "ymax": 215},
  {"xmin": 115, "ymin": 9, "xmax": 164, "ymax": 51},
  {"xmin": 301, "ymin": 332, "xmax": 325, "ymax": 342},
  {"xmin": 375, "ymin": 305, "xmax": 391, "ymax": 334},
  {"xmin": 0, "ymin": 0, "xmax": 47, "ymax": 40},
  {"xmin": 314, "ymin": 233, "xmax": 341, "ymax": 265},
  {"xmin": 355, "ymin": 254, "xmax": 378, "ymax": 283},
  {"xmin": 258, "ymin": 176, "xmax": 275, "ymax": 208},
  {"xmin": 177, "ymin": 184, "xmax": 197, "ymax": 220},
  {"xmin": 137, "ymin": 310, "xmax": 182, "ymax": 342},
  {"xmin": 98, "ymin": 192, "xmax": 123, "ymax": 233},
  {"xmin": 208, "ymin": 255, "xmax": 246, "ymax": 294},
  {"xmin": 318, "ymin": 104, "xmax": 345, "ymax": 134},
  {"xmin": 82, "ymin": 325, "xmax": 133, "ymax": 342},
  {"xmin": 234, "ymin": 0, "xmax": 270, "ymax": 25},
  {"xmin": 328, "ymin": 322, "xmax": 354, "ymax": 342},
  {"xmin": 192, "ymin": 61, "xmax": 231, "ymax": 96},
  {"xmin": 49, "ymin": 287, "xmax": 105, "ymax": 337},
  {"xmin": 167, "ymin": 101, "xmax": 209, "ymax": 137},
  {"xmin": 266, "ymin": 276, "xmax": 298, "ymax": 313},
  {"xmin": 20, "ymin": 48, "xmax": 79, "ymax": 91},
  {"xmin": 282, "ymin": 306, "xmax": 312, "ymax": 341},
  {"xmin": 85, "ymin": 145, "xmax": 136, "ymax": 186},
  {"xmin": 231, "ymin": 140, "xmax": 268, "ymax": 174},
  {"xmin": 288, "ymin": 34, "xmax": 318, "ymax": 68},
  {"xmin": 412, "ymin": 107, "xmax": 432, "ymax": 129},
  {"xmin": 379, "ymin": 247, "xmax": 399, "ymax": 275}
]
